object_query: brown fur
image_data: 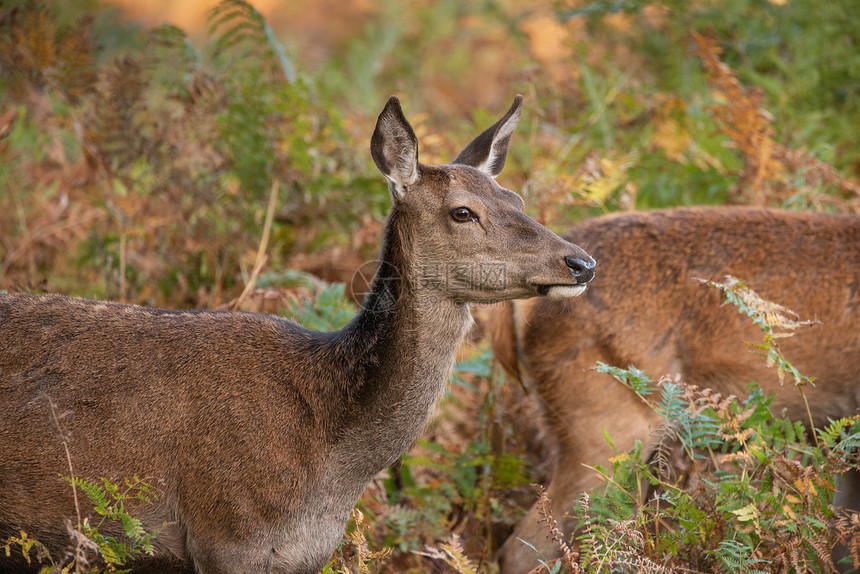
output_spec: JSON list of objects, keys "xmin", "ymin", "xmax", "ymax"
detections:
[
  {"xmin": 492, "ymin": 206, "xmax": 860, "ymax": 573},
  {"xmin": 0, "ymin": 96, "xmax": 594, "ymax": 574}
]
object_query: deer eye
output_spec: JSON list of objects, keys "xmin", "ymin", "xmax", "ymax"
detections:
[{"xmin": 450, "ymin": 207, "xmax": 476, "ymax": 222}]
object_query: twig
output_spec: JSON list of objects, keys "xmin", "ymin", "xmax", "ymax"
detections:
[
  {"xmin": 797, "ymin": 385, "xmax": 819, "ymax": 448},
  {"xmin": 47, "ymin": 396, "xmax": 82, "ymax": 574},
  {"xmin": 230, "ymin": 179, "xmax": 279, "ymax": 311}
]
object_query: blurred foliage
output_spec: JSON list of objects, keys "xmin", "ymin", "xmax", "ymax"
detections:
[
  {"xmin": 2, "ymin": 0, "xmax": 860, "ymax": 571},
  {"xmin": 0, "ymin": 0, "xmax": 386, "ymax": 305},
  {"xmin": 2, "ymin": 0, "xmax": 859, "ymax": 305}
]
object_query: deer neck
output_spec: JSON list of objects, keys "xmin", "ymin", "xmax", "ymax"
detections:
[{"xmin": 323, "ymin": 208, "xmax": 472, "ymax": 482}]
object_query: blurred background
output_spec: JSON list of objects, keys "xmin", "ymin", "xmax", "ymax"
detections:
[
  {"xmin": 1, "ymin": 0, "xmax": 858, "ymax": 570},
  {"xmin": 2, "ymin": 0, "xmax": 858, "ymax": 307}
]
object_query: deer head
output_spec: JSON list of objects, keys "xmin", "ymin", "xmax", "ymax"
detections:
[{"xmin": 370, "ymin": 95, "xmax": 595, "ymax": 306}]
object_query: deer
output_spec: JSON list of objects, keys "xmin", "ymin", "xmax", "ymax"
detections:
[
  {"xmin": 0, "ymin": 95, "xmax": 596, "ymax": 574},
  {"xmin": 489, "ymin": 206, "xmax": 860, "ymax": 573}
]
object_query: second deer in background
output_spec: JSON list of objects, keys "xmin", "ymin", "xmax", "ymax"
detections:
[{"xmin": 490, "ymin": 206, "xmax": 860, "ymax": 573}]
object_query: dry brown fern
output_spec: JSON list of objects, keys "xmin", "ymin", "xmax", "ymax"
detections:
[
  {"xmin": 528, "ymin": 484, "xmax": 582, "ymax": 573},
  {"xmin": 692, "ymin": 30, "xmax": 860, "ymax": 209},
  {"xmin": 0, "ymin": 3, "xmax": 95, "ymax": 101},
  {"xmin": 415, "ymin": 534, "xmax": 478, "ymax": 574}
]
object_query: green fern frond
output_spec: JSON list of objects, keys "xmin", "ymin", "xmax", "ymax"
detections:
[
  {"xmin": 819, "ymin": 417, "xmax": 855, "ymax": 449},
  {"xmin": 207, "ymin": 0, "xmax": 294, "ymax": 81},
  {"xmin": 119, "ymin": 514, "xmax": 148, "ymax": 546},
  {"xmin": 708, "ymin": 538, "xmax": 770, "ymax": 572},
  {"xmin": 72, "ymin": 477, "xmax": 111, "ymax": 515},
  {"xmin": 655, "ymin": 381, "xmax": 687, "ymax": 425},
  {"xmin": 145, "ymin": 24, "xmax": 198, "ymax": 69},
  {"xmin": 595, "ymin": 362, "xmax": 655, "ymax": 397}
]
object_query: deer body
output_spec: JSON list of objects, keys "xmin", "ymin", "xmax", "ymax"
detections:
[
  {"xmin": 491, "ymin": 206, "xmax": 860, "ymax": 573},
  {"xmin": 0, "ymin": 97, "xmax": 594, "ymax": 573}
]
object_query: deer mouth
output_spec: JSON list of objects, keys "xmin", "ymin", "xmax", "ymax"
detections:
[{"xmin": 536, "ymin": 284, "xmax": 587, "ymax": 300}]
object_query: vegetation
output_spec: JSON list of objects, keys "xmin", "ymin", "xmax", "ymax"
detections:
[
  {"xmin": 553, "ymin": 277, "xmax": 860, "ymax": 573},
  {"xmin": 2, "ymin": 0, "xmax": 859, "ymax": 571},
  {"xmin": 3, "ymin": 477, "xmax": 157, "ymax": 573}
]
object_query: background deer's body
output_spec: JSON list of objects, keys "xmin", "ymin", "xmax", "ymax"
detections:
[
  {"xmin": 0, "ymin": 96, "xmax": 594, "ymax": 573},
  {"xmin": 492, "ymin": 206, "xmax": 860, "ymax": 573}
]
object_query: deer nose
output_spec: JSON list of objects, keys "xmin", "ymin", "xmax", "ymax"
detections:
[{"xmin": 564, "ymin": 256, "xmax": 595, "ymax": 283}]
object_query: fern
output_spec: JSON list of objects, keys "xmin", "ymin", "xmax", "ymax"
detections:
[
  {"xmin": 1, "ymin": 530, "xmax": 53, "ymax": 569},
  {"xmin": 282, "ymin": 281, "xmax": 356, "ymax": 331},
  {"xmin": 693, "ymin": 30, "xmax": 860, "ymax": 203},
  {"xmin": 2, "ymin": 475, "xmax": 157, "ymax": 572},
  {"xmin": 700, "ymin": 275, "xmax": 818, "ymax": 390},
  {"xmin": 323, "ymin": 508, "xmax": 392, "ymax": 573},
  {"xmin": 143, "ymin": 24, "xmax": 200, "ymax": 96},
  {"xmin": 207, "ymin": 0, "xmax": 294, "ymax": 81},
  {"xmin": 67, "ymin": 475, "xmax": 158, "ymax": 569},
  {"xmin": 0, "ymin": 3, "xmax": 95, "ymax": 100},
  {"xmin": 75, "ymin": 477, "xmax": 111, "ymax": 516},
  {"xmin": 595, "ymin": 362, "xmax": 654, "ymax": 397},
  {"xmin": 654, "ymin": 380, "xmax": 687, "ymax": 425},
  {"xmin": 415, "ymin": 534, "xmax": 478, "ymax": 574},
  {"xmin": 707, "ymin": 539, "xmax": 770, "ymax": 573}
]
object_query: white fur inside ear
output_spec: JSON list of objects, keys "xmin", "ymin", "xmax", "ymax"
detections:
[
  {"xmin": 386, "ymin": 153, "xmax": 418, "ymax": 201},
  {"xmin": 472, "ymin": 158, "xmax": 494, "ymax": 177},
  {"xmin": 476, "ymin": 106, "xmax": 521, "ymax": 177},
  {"xmin": 387, "ymin": 179, "xmax": 406, "ymax": 202}
]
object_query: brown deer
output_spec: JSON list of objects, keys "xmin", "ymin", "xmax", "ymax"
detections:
[
  {"xmin": 0, "ymin": 96, "xmax": 595, "ymax": 574},
  {"xmin": 490, "ymin": 206, "xmax": 860, "ymax": 573}
]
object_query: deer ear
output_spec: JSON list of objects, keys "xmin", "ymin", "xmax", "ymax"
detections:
[
  {"xmin": 451, "ymin": 95, "xmax": 523, "ymax": 178},
  {"xmin": 371, "ymin": 96, "xmax": 419, "ymax": 202}
]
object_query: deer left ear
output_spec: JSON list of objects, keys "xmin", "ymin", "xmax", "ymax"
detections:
[
  {"xmin": 371, "ymin": 96, "xmax": 419, "ymax": 202},
  {"xmin": 451, "ymin": 95, "xmax": 523, "ymax": 178}
]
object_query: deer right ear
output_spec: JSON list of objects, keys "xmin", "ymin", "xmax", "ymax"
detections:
[
  {"xmin": 371, "ymin": 96, "xmax": 419, "ymax": 202},
  {"xmin": 451, "ymin": 95, "xmax": 523, "ymax": 178}
]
